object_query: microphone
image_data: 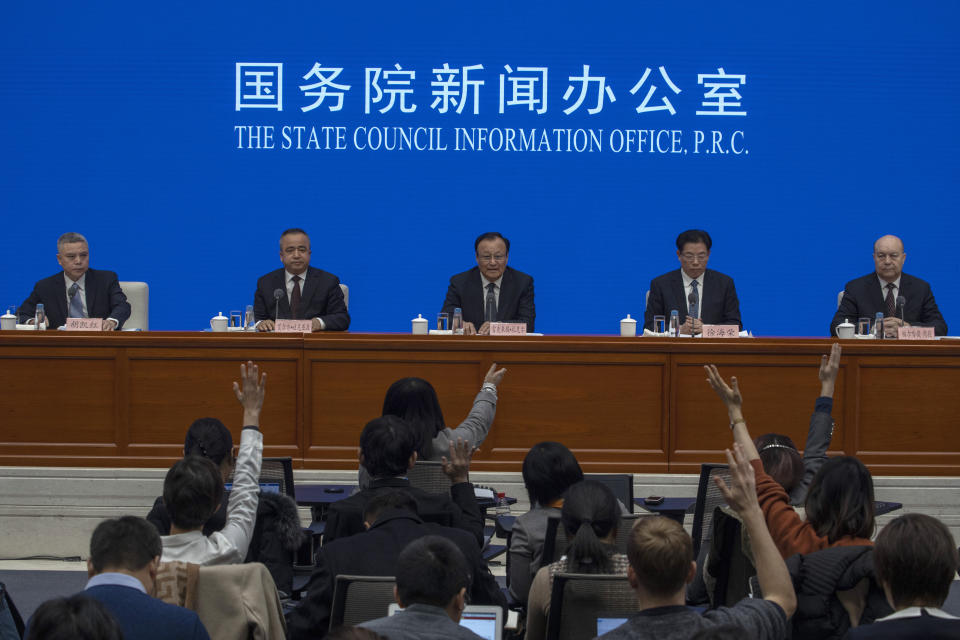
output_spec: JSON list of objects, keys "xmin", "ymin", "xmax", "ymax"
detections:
[
  {"xmin": 897, "ymin": 296, "xmax": 906, "ymax": 324},
  {"xmin": 273, "ymin": 288, "xmax": 284, "ymax": 321}
]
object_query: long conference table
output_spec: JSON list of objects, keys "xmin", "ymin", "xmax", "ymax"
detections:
[{"xmin": 1, "ymin": 332, "xmax": 958, "ymax": 475}]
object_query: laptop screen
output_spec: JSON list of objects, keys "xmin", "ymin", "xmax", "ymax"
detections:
[
  {"xmin": 596, "ymin": 617, "xmax": 628, "ymax": 635},
  {"xmin": 223, "ymin": 482, "xmax": 281, "ymax": 494},
  {"xmin": 387, "ymin": 604, "xmax": 501, "ymax": 640}
]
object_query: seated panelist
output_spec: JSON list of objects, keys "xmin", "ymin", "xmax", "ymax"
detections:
[
  {"xmin": 253, "ymin": 227, "xmax": 350, "ymax": 332},
  {"xmin": 441, "ymin": 231, "xmax": 535, "ymax": 335},
  {"xmin": 830, "ymin": 234, "xmax": 947, "ymax": 337},
  {"xmin": 643, "ymin": 229, "xmax": 741, "ymax": 335},
  {"xmin": 18, "ymin": 232, "xmax": 130, "ymax": 330}
]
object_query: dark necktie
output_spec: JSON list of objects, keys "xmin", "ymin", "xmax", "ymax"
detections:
[
  {"xmin": 884, "ymin": 283, "xmax": 896, "ymax": 318},
  {"xmin": 68, "ymin": 283, "xmax": 84, "ymax": 318},
  {"xmin": 290, "ymin": 275, "xmax": 302, "ymax": 319},
  {"xmin": 688, "ymin": 279, "xmax": 700, "ymax": 319},
  {"xmin": 485, "ymin": 283, "xmax": 497, "ymax": 323}
]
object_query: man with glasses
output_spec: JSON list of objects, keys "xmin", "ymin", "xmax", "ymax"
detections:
[
  {"xmin": 830, "ymin": 234, "xmax": 946, "ymax": 337},
  {"xmin": 643, "ymin": 229, "xmax": 741, "ymax": 335},
  {"xmin": 441, "ymin": 231, "xmax": 535, "ymax": 335}
]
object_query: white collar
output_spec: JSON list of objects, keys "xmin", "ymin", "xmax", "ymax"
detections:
[
  {"xmin": 681, "ymin": 270, "xmax": 703, "ymax": 288},
  {"xmin": 86, "ymin": 572, "xmax": 146, "ymax": 594},
  {"xmin": 480, "ymin": 273, "xmax": 504, "ymax": 289},
  {"xmin": 876, "ymin": 274, "xmax": 902, "ymax": 289},
  {"xmin": 64, "ymin": 271, "xmax": 87, "ymax": 289},
  {"xmin": 285, "ymin": 269, "xmax": 307, "ymax": 283},
  {"xmin": 878, "ymin": 606, "xmax": 959, "ymax": 621}
]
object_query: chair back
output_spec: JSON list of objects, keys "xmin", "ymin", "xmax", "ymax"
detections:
[
  {"xmin": 228, "ymin": 457, "xmax": 295, "ymax": 499},
  {"xmin": 706, "ymin": 507, "xmax": 756, "ymax": 608},
  {"xmin": 340, "ymin": 283, "xmax": 349, "ymax": 310},
  {"xmin": 540, "ymin": 514, "xmax": 651, "ymax": 570},
  {"xmin": 586, "ymin": 474, "xmax": 634, "ymax": 513},
  {"xmin": 119, "ymin": 281, "xmax": 149, "ymax": 330},
  {"xmin": 406, "ymin": 460, "xmax": 452, "ymax": 495},
  {"xmin": 545, "ymin": 573, "xmax": 637, "ymax": 640},
  {"xmin": 837, "ymin": 290, "xmax": 844, "ymax": 309},
  {"xmin": 691, "ymin": 463, "xmax": 730, "ymax": 557},
  {"xmin": 329, "ymin": 575, "xmax": 396, "ymax": 630}
]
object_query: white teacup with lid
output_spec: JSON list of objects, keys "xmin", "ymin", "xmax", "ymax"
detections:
[
  {"xmin": 211, "ymin": 312, "xmax": 228, "ymax": 332},
  {"xmin": 411, "ymin": 314, "xmax": 428, "ymax": 335},
  {"xmin": 834, "ymin": 319, "xmax": 855, "ymax": 339},
  {"xmin": 620, "ymin": 314, "xmax": 637, "ymax": 337}
]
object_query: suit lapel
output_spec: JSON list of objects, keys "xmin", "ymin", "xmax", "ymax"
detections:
[
  {"xmin": 84, "ymin": 270, "xmax": 97, "ymax": 317},
  {"xmin": 299, "ymin": 268, "xmax": 320, "ymax": 318},
  {"xmin": 672, "ymin": 270, "xmax": 687, "ymax": 318},
  {"xmin": 466, "ymin": 268, "xmax": 485, "ymax": 323},
  {"xmin": 497, "ymin": 269, "xmax": 514, "ymax": 321},
  {"xmin": 52, "ymin": 274, "xmax": 68, "ymax": 323},
  {"xmin": 274, "ymin": 271, "xmax": 291, "ymax": 319}
]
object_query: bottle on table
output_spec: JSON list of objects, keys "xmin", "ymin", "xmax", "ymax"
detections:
[
  {"xmin": 496, "ymin": 491, "xmax": 510, "ymax": 517},
  {"xmin": 35, "ymin": 303, "xmax": 45, "ymax": 330},
  {"xmin": 669, "ymin": 310, "xmax": 680, "ymax": 337},
  {"xmin": 452, "ymin": 308, "xmax": 464, "ymax": 335},
  {"xmin": 875, "ymin": 311, "xmax": 884, "ymax": 340}
]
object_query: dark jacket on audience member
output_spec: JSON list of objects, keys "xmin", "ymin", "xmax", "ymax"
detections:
[
  {"xmin": 147, "ymin": 491, "xmax": 304, "ymax": 595},
  {"xmin": 286, "ymin": 508, "xmax": 506, "ymax": 640},
  {"xmin": 321, "ymin": 477, "xmax": 485, "ymax": 546},
  {"xmin": 786, "ymin": 545, "xmax": 892, "ymax": 640},
  {"xmin": 85, "ymin": 584, "xmax": 210, "ymax": 640}
]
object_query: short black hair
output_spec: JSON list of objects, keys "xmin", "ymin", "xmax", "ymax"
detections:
[
  {"xmin": 90, "ymin": 516, "xmax": 162, "ymax": 573},
  {"xmin": 163, "ymin": 456, "xmax": 224, "ymax": 529},
  {"xmin": 675, "ymin": 229, "xmax": 712, "ymax": 252},
  {"xmin": 474, "ymin": 232, "xmax": 510, "ymax": 254},
  {"xmin": 281, "ymin": 227, "xmax": 309, "ymax": 239},
  {"xmin": 363, "ymin": 489, "xmax": 419, "ymax": 524},
  {"xmin": 359, "ymin": 416, "xmax": 418, "ymax": 479},
  {"xmin": 522, "ymin": 441, "xmax": 584, "ymax": 507},
  {"xmin": 382, "ymin": 377, "xmax": 445, "ymax": 459},
  {"xmin": 874, "ymin": 513, "xmax": 959, "ymax": 609},
  {"xmin": 184, "ymin": 417, "xmax": 233, "ymax": 466},
  {"xmin": 395, "ymin": 536, "xmax": 471, "ymax": 608},
  {"xmin": 804, "ymin": 456, "xmax": 875, "ymax": 543},
  {"xmin": 26, "ymin": 595, "xmax": 123, "ymax": 640}
]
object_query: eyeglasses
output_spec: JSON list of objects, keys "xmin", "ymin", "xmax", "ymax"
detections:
[
  {"xmin": 477, "ymin": 254, "xmax": 506, "ymax": 263},
  {"xmin": 680, "ymin": 252, "xmax": 708, "ymax": 262},
  {"xmin": 874, "ymin": 253, "xmax": 901, "ymax": 261}
]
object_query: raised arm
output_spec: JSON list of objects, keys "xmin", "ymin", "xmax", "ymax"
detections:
[
  {"xmin": 441, "ymin": 437, "xmax": 485, "ymax": 545},
  {"xmin": 715, "ymin": 443, "xmax": 797, "ymax": 619},
  {"xmin": 796, "ymin": 344, "xmax": 840, "ymax": 502},
  {"xmin": 704, "ymin": 364, "xmax": 759, "ymax": 461}
]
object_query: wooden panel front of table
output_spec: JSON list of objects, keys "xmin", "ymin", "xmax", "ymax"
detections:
[{"xmin": 1, "ymin": 333, "xmax": 957, "ymax": 475}]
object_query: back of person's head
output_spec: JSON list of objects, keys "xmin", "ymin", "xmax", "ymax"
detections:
[
  {"xmin": 873, "ymin": 513, "xmax": 959, "ymax": 609},
  {"xmin": 627, "ymin": 516, "xmax": 693, "ymax": 599},
  {"xmin": 89, "ymin": 515, "xmax": 162, "ymax": 573},
  {"xmin": 522, "ymin": 441, "xmax": 584, "ymax": 507},
  {"xmin": 675, "ymin": 229, "xmax": 712, "ymax": 251},
  {"xmin": 184, "ymin": 417, "xmax": 234, "ymax": 467},
  {"xmin": 395, "ymin": 535, "xmax": 471, "ymax": 608},
  {"xmin": 560, "ymin": 480, "xmax": 620, "ymax": 574},
  {"xmin": 804, "ymin": 455, "xmax": 875, "ymax": 543},
  {"xmin": 26, "ymin": 595, "xmax": 123, "ymax": 640},
  {"xmin": 163, "ymin": 455, "xmax": 224, "ymax": 529},
  {"xmin": 382, "ymin": 377, "xmax": 445, "ymax": 458},
  {"xmin": 359, "ymin": 415, "xmax": 418, "ymax": 479},
  {"xmin": 688, "ymin": 624, "xmax": 747, "ymax": 640},
  {"xmin": 363, "ymin": 489, "xmax": 419, "ymax": 524},
  {"xmin": 327, "ymin": 627, "xmax": 387, "ymax": 640},
  {"xmin": 754, "ymin": 433, "xmax": 803, "ymax": 494}
]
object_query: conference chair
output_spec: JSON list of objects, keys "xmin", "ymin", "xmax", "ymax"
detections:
[
  {"xmin": 119, "ymin": 281, "xmax": 149, "ymax": 330},
  {"xmin": 407, "ymin": 460, "xmax": 452, "ymax": 495},
  {"xmin": 545, "ymin": 573, "xmax": 637, "ymax": 640},
  {"xmin": 227, "ymin": 457, "xmax": 295, "ymax": 499},
  {"xmin": 586, "ymin": 474, "xmax": 634, "ymax": 513},
  {"xmin": 340, "ymin": 283, "xmax": 349, "ymax": 311},
  {"xmin": 328, "ymin": 575, "xmax": 396, "ymax": 630},
  {"xmin": 690, "ymin": 463, "xmax": 730, "ymax": 558},
  {"xmin": 705, "ymin": 507, "xmax": 756, "ymax": 608},
  {"xmin": 837, "ymin": 290, "xmax": 844, "ymax": 309},
  {"xmin": 540, "ymin": 514, "xmax": 651, "ymax": 570}
]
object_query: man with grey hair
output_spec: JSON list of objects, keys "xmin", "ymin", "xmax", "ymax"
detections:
[{"xmin": 18, "ymin": 232, "xmax": 130, "ymax": 330}]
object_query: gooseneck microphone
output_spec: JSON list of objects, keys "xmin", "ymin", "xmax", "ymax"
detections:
[
  {"xmin": 897, "ymin": 296, "xmax": 906, "ymax": 325},
  {"xmin": 273, "ymin": 288, "xmax": 284, "ymax": 321}
]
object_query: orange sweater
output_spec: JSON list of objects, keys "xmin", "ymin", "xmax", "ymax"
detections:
[{"xmin": 751, "ymin": 459, "xmax": 872, "ymax": 558}]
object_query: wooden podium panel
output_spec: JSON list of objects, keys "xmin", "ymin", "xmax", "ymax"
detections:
[{"xmin": 1, "ymin": 332, "xmax": 959, "ymax": 474}]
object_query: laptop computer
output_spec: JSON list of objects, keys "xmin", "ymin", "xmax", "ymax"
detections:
[{"xmin": 387, "ymin": 603, "xmax": 502, "ymax": 640}]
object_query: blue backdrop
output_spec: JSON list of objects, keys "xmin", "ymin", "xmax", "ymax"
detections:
[{"xmin": 2, "ymin": 2, "xmax": 958, "ymax": 335}]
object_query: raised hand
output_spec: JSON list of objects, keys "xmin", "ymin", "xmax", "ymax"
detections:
[
  {"xmin": 483, "ymin": 363, "xmax": 507, "ymax": 387},
  {"xmin": 441, "ymin": 437, "xmax": 474, "ymax": 484},
  {"xmin": 704, "ymin": 364, "xmax": 743, "ymax": 411},
  {"xmin": 233, "ymin": 361, "xmax": 267, "ymax": 425},
  {"xmin": 713, "ymin": 443, "xmax": 759, "ymax": 516}
]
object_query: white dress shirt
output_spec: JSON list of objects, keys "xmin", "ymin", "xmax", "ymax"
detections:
[
  {"xmin": 86, "ymin": 571, "xmax": 146, "ymax": 593},
  {"xmin": 479, "ymin": 273, "xmax": 504, "ymax": 309},
  {"xmin": 64, "ymin": 272, "xmax": 89, "ymax": 317}
]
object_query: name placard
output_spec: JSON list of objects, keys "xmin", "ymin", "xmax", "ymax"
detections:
[
  {"xmin": 898, "ymin": 326, "xmax": 935, "ymax": 340},
  {"xmin": 489, "ymin": 322, "xmax": 527, "ymax": 336},
  {"xmin": 275, "ymin": 319, "xmax": 313, "ymax": 333},
  {"xmin": 702, "ymin": 324, "xmax": 739, "ymax": 338},
  {"xmin": 65, "ymin": 317, "xmax": 104, "ymax": 331}
]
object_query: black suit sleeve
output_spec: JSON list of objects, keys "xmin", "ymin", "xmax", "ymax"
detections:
[
  {"xmin": 17, "ymin": 285, "xmax": 44, "ymax": 324},
  {"xmin": 253, "ymin": 277, "xmax": 272, "ymax": 322},
  {"xmin": 441, "ymin": 278, "xmax": 463, "ymax": 319},
  {"xmin": 318, "ymin": 278, "xmax": 350, "ymax": 331},
  {"xmin": 643, "ymin": 279, "xmax": 665, "ymax": 330},
  {"xmin": 830, "ymin": 286, "xmax": 862, "ymax": 336},
  {"xmin": 286, "ymin": 548, "xmax": 336, "ymax": 640},
  {"xmin": 106, "ymin": 274, "xmax": 131, "ymax": 328},
  {"xmin": 916, "ymin": 285, "xmax": 948, "ymax": 335},
  {"xmin": 511, "ymin": 277, "xmax": 535, "ymax": 332},
  {"xmin": 449, "ymin": 482, "xmax": 485, "ymax": 546},
  {"xmin": 720, "ymin": 278, "xmax": 742, "ymax": 328}
]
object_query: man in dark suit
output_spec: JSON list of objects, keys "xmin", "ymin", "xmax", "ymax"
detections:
[
  {"xmin": 442, "ymin": 231, "xmax": 535, "ymax": 334},
  {"xmin": 286, "ymin": 491, "xmax": 506, "ymax": 639},
  {"xmin": 322, "ymin": 416, "xmax": 485, "ymax": 547},
  {"xmin": 82, "ymin": 516, "xmax": 210, "ymax": 640},
  {"xmin": 830, "ymin": 235, "xmax": 947, "ymax": 337},
  {"xmin": 643, "ymin": 229, "xmax": 741, "ymax": 334},
  {"xmin": 253, "ymin": 227, "xmax": 350, "ymax": 331},
  {"xmin": 18, "ymin": 232, "xmax": 131, "ymax": 330}
]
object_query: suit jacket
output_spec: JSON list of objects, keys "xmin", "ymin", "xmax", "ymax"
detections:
[
  {"xmin": 360, "ymin": 604, "xmax": 486, "ymax": 640},
  {"xmin": 18, "ymin": 269, "xmax": 131, "ymax": 329},
  {"xmin": 322, "ymin": 477, "xmax": 484, "ymax": 546},
  {"xmin": 831, "ymin": 272, "xmax": 947, "ymax": 336},
  {"xmin": 85, "ymin": 584, "xmax": 210, "ymax": 640},
  {"xmin": 644, "ymin": 268, "xmax": 741, "ymax": 330},
  {"xmin": 253, "ymin": 266, "xmax": 350, "ymax": 330},
  {"xmin": 286, "ymin": 509, "xmax": 506, "ymax": 640},
  {"xmin": 442, "ymin": 266, "xmax": 535, "ymax": 332}
]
